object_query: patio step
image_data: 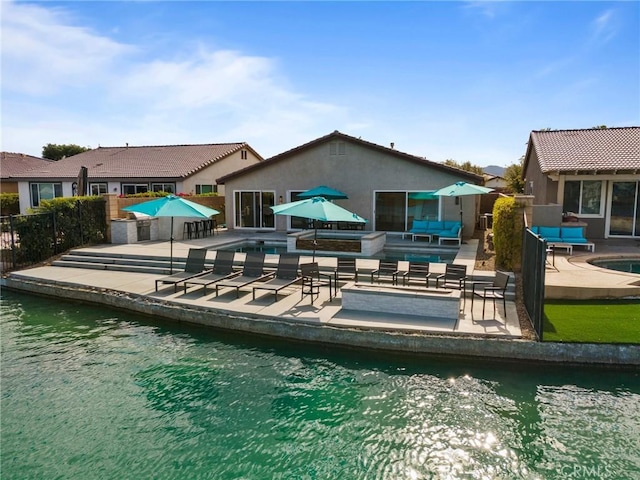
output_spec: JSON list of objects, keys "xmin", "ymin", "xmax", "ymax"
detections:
[{"xmin": 52, "ymin": 250, "xmax": 215, "ymax": 275}]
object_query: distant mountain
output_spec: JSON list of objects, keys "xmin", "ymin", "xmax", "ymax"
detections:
[{"xmin": 483, "ymin": 165, "xmax": 505, "ymax": 177}]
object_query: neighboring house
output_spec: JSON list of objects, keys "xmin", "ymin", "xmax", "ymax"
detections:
[
  {"xmin": 483, "ymin": 174, "xmax": 507, "ymax": 191},
  {"xmin": 523, "ymin": 127, "xmax": 640, "ymax": 239},
  {"xmin": 11, "ymin": 143, "xmax": 263, "ymax": 214},
  {"xmin": 217, "ymin": 131, "xmax": 484, "ymax": 235},
  {"xmin": 0, "ymin": 152, "xmax": 53, "ymax": 194}
]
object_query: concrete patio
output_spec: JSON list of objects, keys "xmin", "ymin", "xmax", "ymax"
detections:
[{"xmin": 6, "ymin": 230, "xmax": 521, "ymax": 338}]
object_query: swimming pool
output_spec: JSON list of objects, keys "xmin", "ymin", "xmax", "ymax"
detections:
[
  {"xmin": 589, "ymin": 257, "xmax": 640, "ymax": 274},
  {"xmin": 222, "ymin": 242, "xmax": 456, "ymax": 264}
]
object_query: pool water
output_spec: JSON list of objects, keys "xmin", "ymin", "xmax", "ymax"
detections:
[
  {"xmin": 591, "ymin": 258, "xmax": 640, "ymax": 274},
  {"xmin": 2, "ymin": 290, "xmax": 638, "ymax": 479}
]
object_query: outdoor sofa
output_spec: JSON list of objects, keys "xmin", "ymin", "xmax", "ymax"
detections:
[
  {"xmin": 409, "ymin": 220, "xmax": 462, "ymax": 245},
  {"xmin": 531, "ymin": 226, "xmax": 595, "ymax": 252}
]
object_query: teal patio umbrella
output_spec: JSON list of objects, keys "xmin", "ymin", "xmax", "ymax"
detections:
[
  {"xmin": 298, "ymin": 185, "xmax": 348, "ymax": 200},
  {"xmin": 433, "ymin": 182, "xmax": 494, "ymax": 232},
  {"xmin": 122, "ymin": 195, "xmax": 220, "ymax": 273},
  {"xmin": 270, "ymin": 196, "xmax": 367, "ymax": 259}
]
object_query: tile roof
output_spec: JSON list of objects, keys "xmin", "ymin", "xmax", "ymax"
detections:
[
  {"xmin": 1, "ymin": 152, "xmax": 53, "ymax": 179},
  {"xmin": 529, "ymin": 127, "xmax": 640, "ymax": 173},
  {"xmin": 217, "ymin": 130, "xmax": 484, "ymax": 184},
  {"xmin": 9, "ymin": 143, "xmax": 261, "ymax": 180}
]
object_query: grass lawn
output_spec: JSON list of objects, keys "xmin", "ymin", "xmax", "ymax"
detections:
[{"xmin": 543, "ymin": 299, "xmax": 640, "ymax": 343}]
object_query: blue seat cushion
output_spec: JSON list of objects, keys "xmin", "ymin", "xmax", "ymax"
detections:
[
  {"xmin": 426, "ymin": 221, "xmax": 444, "ymax": 233},
  {"xmin": 538, "ymin": 226, "xmax": 562, "ymax": 242},
  {"xmin": 561, "ymin": 227, "xmax": 585, "ymax": 240},
  {"xmin": 410, "ymin": 220, "xmax": 428, "ymax": 233},
  {"xmin": 438, "ymin": 225, "xmax": 460, "ymax": 238}
]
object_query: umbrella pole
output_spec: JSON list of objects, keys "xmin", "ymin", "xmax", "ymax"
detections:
[
  {"xmin": 313, "ymin": 221, "xmax": 318, "ymax": 262},
  {"xmin": 459, "ymin": 197, "xmax": 464, "ymax": 236},
  {"xmin": 170, "ymin": 217, "xmax": 174, "ymax": 274}
]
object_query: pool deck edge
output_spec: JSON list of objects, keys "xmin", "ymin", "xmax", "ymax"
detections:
[{"xmin": 3, "ymin": 274, "xmax": 638, "ymax": 368}]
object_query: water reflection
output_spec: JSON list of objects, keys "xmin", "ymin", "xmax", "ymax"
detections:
[{"xmin": 1, "ymin": 290, "xmax": 639, "ymax": 479}]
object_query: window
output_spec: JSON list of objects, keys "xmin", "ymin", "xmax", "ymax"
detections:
[
  {"xmin": 329, "ymin": 141, "xmax": 346, "ymax": 156},
  {"xmin": 30, "ymin": 182, "xmax": 63, "ymax": 207},
  {"xmin": 122, "ymin": 184, "xmax": 148, "ymax": 195},
  {"xmin": 241, "ymin": 150, "xmax": 248, "ymax": 160},
  {"xmin": 151, "ymin": 183, "xmax": 175, "ymax": 193},
  {"xmin": 563, "ymin": 180, "xmax": 603, "ymax": 216},
  {"xmin": 234, "ymin": 190, "xmax": 275, "ymax": 229},
  {"xmin": 374, "ymin": 191, "xmax": 439, "ymax": 231},
  {"xmin": 196, "ymin": 184, "xmax": 217, "ymax": 194},
  {"xmin": 89, "ymin": 183, "xmax": 108, "ymax": 195}
]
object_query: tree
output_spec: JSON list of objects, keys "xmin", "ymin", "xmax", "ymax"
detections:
[
  {"xmin": 442, "ymin": 159, "xmax": 485, "ymax": 176},
  {"xmin": 504, "ymin": 156, "xmax": 525, "ymax": 194},
  {"xmin": 42, "ymin": 143, "xmax": 90, "ymax": 161}
]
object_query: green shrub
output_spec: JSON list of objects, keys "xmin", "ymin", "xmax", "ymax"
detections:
[
  {"xmin": 14, "ymin": 213, "xmax": 55, "ymax": 263},
  {"xmin": 122, "ymin": 191, "xmax": 169, "ymax": 198},
  {"xmin": 0, "ymin": 193, "xmax": 20, "ymax": 215},
  {"xmin": 37, "ymin": 197, "xmax": 107, "ymax": 250},
  {"xmin": 493, "ymin": 196, "xmax": 523, "ymax": 271},
  {"xmin": 195, "ymin": 192, "xmax": 219, "ymax": 197}
]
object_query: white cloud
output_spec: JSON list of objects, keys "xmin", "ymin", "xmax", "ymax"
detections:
[
  {"xmin": 462, "ymin": 1, "xmax": 510, "ymax": 19},
  {"xmin": 0, "ymin": 1, "xmax": 350, "ymax": 158},
  {"xmin": 591, "ymin": 9, "xmax": 618, "ymax": 44},
  {"xmin": 1, "ymin": 1, "xmax": 132, "ymax": 95}
]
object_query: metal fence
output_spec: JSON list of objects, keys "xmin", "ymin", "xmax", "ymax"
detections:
[
  {"xmin": 1, "ymin": 213, "xmax": 57, "ymax": 272},
  {"xmin": 1, "ymin": 200, "xmax": 107, "ymax": 273},
  {"xmin": 521, "ymin": 228, "xmax": 546, "ymax": 340}
]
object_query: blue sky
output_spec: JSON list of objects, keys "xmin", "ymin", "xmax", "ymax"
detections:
[{"xmin": 2, "ymin": 1, "xmax": 639, "ymax": 167}]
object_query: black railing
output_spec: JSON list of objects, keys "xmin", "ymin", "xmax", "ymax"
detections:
[
  {"xmin": 521, "ymin": 228, "xmax": 546, "ymax": 340},
  {"xmin": 1, "ymin": 199, "xmax": 107, "ymax": 273},
  {"xmin": 1, "ymin": 213, "xmax": 57, "ymax": 272}
]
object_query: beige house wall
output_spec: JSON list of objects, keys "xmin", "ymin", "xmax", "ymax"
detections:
[
  {"xmin": 182, "ymin": 149, "xmax": 261, "ymax": 196},
  {"xmin": 223, "ymin": 139, "xmax": 480, "ymax": 234}
]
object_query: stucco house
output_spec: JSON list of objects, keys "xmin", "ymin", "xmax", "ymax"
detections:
[
  {"xmin": 523, "ymin": 127, "xmax": 640, "ymax": 239},
  {"xmin": 0, "ymin": 152, "xmax": 53, "ymax": 194},
  {"xmin": 217, "ymin": 131, "xmax": 484, "ymax": 236},
  {"xmin": 11, "ymin": 143, "xmax": 263, "ymax": 214}
]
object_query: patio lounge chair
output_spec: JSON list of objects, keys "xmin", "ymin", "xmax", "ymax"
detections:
[
  {"xmin": 435, "ymin": 263, "xmax": 467, "ymax": 291},
  {"xmin": 371, "ymin": 260, "xmax": 401, "ymax": 285},
  {"xmin": 214, "ymin": 252, "xmax": 272, "ymax": 298},
  {"xmin": 400, "ymin": 261, "xmax": 433, "ymax": 287},
  {"xmin": 301, "ymin": 262, "xmax": 333, "ymax": 304},
  {"xmin": 183, "ymin": 250, "xmax": 239, "ymax": 295},
  {"xmin": 252, "ymin": 254, "xmax": 302, "ymax": 302},
  {"xmin": 155, "ymin": 248, "xmax": 208, "ymax": 292},
  {"xmin": 472, "ymin": 271, "xmax": 510, "ymax": 318},
  {"xmin": 333, "ymin": 257, "xmax": 359, "ymax": 294}
]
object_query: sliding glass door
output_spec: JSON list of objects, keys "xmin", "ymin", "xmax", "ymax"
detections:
[
  {"xmin": 234, "ymin": 191, "xmax": 275, "ymax": 229},
  {"xmin": 374, "ymin": 191, "xmax": 439, "ymax": 232},
  {"xmin": 609, "ymin": 181, "xmax": 639, "ymax": 237}
]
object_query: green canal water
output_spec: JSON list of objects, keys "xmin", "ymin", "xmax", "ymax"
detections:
[{"xmin": 1, "ymin": 290, "xmax": 639, "ymax": 479}]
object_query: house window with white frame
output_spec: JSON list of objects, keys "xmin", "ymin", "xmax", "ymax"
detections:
[
  {"xmin": 563, "ymin": 180, "xmax": 603, "ymax": 216},
  {"xmin": 30, "ymin": 182, "xmax": 63, "ymax": 208},
  {"xmin": 241, "ymin": 149, "xmax": 248, "ymax": 160},
  {"xmin": 89, "ymin": 183, "xmax": 108, "ymax": 195},
  {"xmin": 151, "ymin": 183, "xmax": 175, "ymax": 193}
]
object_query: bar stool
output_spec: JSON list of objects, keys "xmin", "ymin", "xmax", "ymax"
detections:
[{"xmin": 182, "ymin": 221, "xmax": 194, "ymax": 240}]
